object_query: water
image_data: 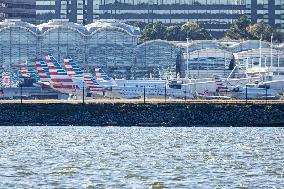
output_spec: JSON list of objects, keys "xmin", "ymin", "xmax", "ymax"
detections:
[{"xmin": 0, "ymin": 127, "xmax": 283, "ymax": 189}]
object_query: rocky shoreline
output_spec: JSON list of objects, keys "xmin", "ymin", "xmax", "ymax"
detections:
[{"xmin": 0, "ymin": 103, "xmax": 284, "ymax": 126}]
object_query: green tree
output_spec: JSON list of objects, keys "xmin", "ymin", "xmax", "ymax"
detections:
[
  {"xmin": 142, "ymin": 23, "xmax": 155, "ymax": 41},
  {"xmin": 181, "ymin": 22, "xmax": 213, "ymax": 40},
  {"xmin": 165, "ymin": 25, "xmax": 182, "ymax": 41},
  {"xmin": 152, "ymin": 21, "xmax": 166, "ymax": 40},
  {"xmin": 226, "ymin": 15, "xmax": 251, "ymax": 39},
  {"xmin": 142, "ymin": 22, "xmax": 166, "ymax": 41},
  {"xmin": 247, "ymin": 21, "xmax": 274, "ymax": 41}
]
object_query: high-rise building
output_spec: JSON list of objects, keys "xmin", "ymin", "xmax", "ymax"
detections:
[
  {"xmin": 1, "ymin": 1, "xmax": 284, "ymax": 36},
  {"xmin": 97, "ymin": 0, "xmax": 284, "ymax": 36},
  {"xmin": 35, "ymin": 0, "xmax": 94, "ymax": 24},
  {"xmin": 0, "ymin": 0, "xmax": 36, "ymax": 23}
]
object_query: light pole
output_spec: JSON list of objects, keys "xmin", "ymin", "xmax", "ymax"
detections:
[
  {"xmin": 164, "ymin": 82, "xmax": 167, "ymax": 103},
  {"xmin": 271, "ymin": 35, "xmax": 273, "ymax": 68},
  {"xmin": 143, "ymin": 86, "xmax": 146, "ymax": 104},
  {"xmin": 184, "ymin": 85, "xmax": 187, "ymax": 102},
  {"xmin": 259, "ymin": 35, "xmax": 262, "ymax": 76},
  {"xmin": 82, "ymin": 81, "xmax": 85, "ymax": 105},
  {"xmin": 277, "ymin": 55, "xmax": 280, "ymax": 76},
  {"xmin": 20, "ymin": 83, "xmax": 23, "ymax": 105},
  {"xmin": 186, "ymin": 38, "xmax": 189, "ymax": 78},
  {"xmin": 245, "ymin": 85, "xmax": 248, "ymax": 104},
  {"xmin": 265, "ymin": 84, "xmax": 268, "ymax": 105}
]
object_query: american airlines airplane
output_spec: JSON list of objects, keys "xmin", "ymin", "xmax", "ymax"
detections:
[
  {"xmin": 35, "ymin": 54, "xmax": 83, "ymax": 95},
  {"xmin": 63, "ymin": 56, "xmax": 106, "ymax": 93}
]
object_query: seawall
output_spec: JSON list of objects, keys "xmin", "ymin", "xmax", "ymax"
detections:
[{"xmin": 0, "ymin": 103, "xmax": 284, "ymax": 126}]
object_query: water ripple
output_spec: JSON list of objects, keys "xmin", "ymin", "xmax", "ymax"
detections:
[{"xmin": 0, "ymin": 127, "xmax": 283, "ymax": 188}]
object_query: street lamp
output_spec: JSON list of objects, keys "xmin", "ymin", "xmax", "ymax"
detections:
[
  {"xmin": 19, "ymin": 82, "xmax": 23, "ymax": 104},
  {"xmin": 82, "ymin": 81, "xmax": 85, "ymax": 105}
]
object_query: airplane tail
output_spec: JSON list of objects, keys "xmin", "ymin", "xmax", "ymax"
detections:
[
  {"xmin": 35, "ymin": 59, "xmax": 50, "ymax": 82},
  {"xmin": 19, "ymin": 63, "xmax": 38, "ymax": 79},
  {"xmin": 19, "ymin": 64, "xmax": 29, "ymax": 78},
  {"xmin": 1, "ymin": 72, "xmax": 19, "ymax": 87},
  {"xmin": 83, "ymin": 74, "xmax": 105, "ymax": 92},
  {"xmin": 94, "ymin": 67, "xmax": 111, "ymax": 81},
  {"xmin": 63, "ymin": 56, "xmax": 84, "ymax": 77},
  {"xmin": 44, "ymin": 54, "xmax": 79, "ymax": 91}
]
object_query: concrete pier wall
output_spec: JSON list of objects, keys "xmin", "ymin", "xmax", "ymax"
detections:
[{"xmin": 0, "ymin": 103, "xmax": 283, "ymax": 126}]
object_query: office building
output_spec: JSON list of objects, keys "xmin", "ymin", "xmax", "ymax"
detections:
[{"xmin": 0, "ymin": 0, "xmax": 36, "ymax": 23}]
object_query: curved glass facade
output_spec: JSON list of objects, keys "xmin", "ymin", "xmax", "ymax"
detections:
[
  {"xmin": 136, "ymin": 40, "xmax": 181, "ymax": 79},
  {"xmin": 87, "ymin": 28, "xmax": 138, "ymax": 79},
  {"xmin": 1, "ymin": 19, "xmax": 284, "ymax": 79},
  {"xmin": 0, "ymin": 19, "xmax": 140, "ymax": 79},
  {"xmin": 0, "ymin": 26, "xmax": 38, "ymax": 74}
]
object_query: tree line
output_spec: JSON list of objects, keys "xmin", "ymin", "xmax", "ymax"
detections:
[{"xmin": 126, "ymin": 16, "xmax": 284, "ymax": 42}]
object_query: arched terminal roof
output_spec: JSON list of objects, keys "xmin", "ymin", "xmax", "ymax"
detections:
[
  {"xmin": 37, "ymin": 19, "xmax": 88, "ymax": 35},
  {"xmin": 176, "ymin": 40, "xmax": 228, "ymax": 52},
  {"xmin": 229, "ymin": 40, "xmax": 271, "ymax": 52},
  {"xmin": 86, "ymin": 19, "xmax": 140, "ymax": 36},
  {"xmin": 0, "ymin": 19, "xmax": 140, "ymax": 36},
  {"xmin": 0, "ymin": 19, "xmax": 39, "ymax": 35}
]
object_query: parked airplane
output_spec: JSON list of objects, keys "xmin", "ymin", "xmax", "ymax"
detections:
[
  {"xmin": 34, "ymin": 54, "xmax": 85, "ymax": 95},
  {"xmin": 63, "ymin": 56, "xmax": 106, "ymax": 93},
  {"xmin": 35, "ymin": 59, "xmax": 51, "ymax": 83}
]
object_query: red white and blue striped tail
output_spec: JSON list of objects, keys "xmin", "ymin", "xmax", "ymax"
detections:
[
  {"xmin": 35, "ymin": 59, "xmax": 51, "ymax": 81},
  {"xmin": 94, "ymin": 67, "xmax": 111, "ymax": 81},
  {"xmin": 19, "ymin": 63, "xmax": 29, "ymax": 78},
  {"xmin": 83, "ymin": 74, "xmax": 105, "ymax": 92},
  {"xmin": 44, "ymin": 54, "xmax": 79, "ymax": 90},
  {"xmin": 63, "ymin": 56, "xmax": 84, "ymax": 77}
]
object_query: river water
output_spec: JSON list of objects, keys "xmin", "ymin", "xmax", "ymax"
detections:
[{"xmin": 0, "ymin": 127, "xmax": 283, "ymax": 189}]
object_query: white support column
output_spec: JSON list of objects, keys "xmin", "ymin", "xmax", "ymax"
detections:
[
  {"xmin": 259, "ymin": 36, "xmax": 262, "ymax": 67},
  {"xmin": 271, "ymin": 35, "xmax": 273, "ymax": 68},
  {"xmin": 278, "ymin": 55, "xmax": 280, "ymax": 76},
  {"xmin": 186, "ymin": 38, "xmax": 189, "ymax": 79},
  {"xmin": 259, "ymin": 36, "xmax": 262, "ymax": 76}
]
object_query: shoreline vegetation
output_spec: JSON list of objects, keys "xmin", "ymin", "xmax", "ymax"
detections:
[{"xmin": 0, "ymin": 102, "xmax": 283, "ymax": 126}]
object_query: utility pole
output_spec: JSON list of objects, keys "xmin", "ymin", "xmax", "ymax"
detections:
[
  {"xmin": 184, "ymin": 86, "xmax": 187, "ymax": 102},
  {"xmin": 82, "ymin": 81, "xmax": 85, "ymax": 105},
  {"xmin": 266, "ymin": 85, "xmax": 268, "ymax": 105},
  {"xmin": 143, "ymin": 86, "xmax": 146, "ymax": 104},
  {"xmin": 164, "ymin": 83, "xmax": 167, "ymax": 103},
  {"xmin": 245, "ymin": 85, "xmax": 247, "ymax": 104},
  {"xmin": 20, "ymin": 84, "xmax": 23, "ymax": 105}
]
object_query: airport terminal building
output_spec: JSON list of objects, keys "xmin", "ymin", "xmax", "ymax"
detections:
[{"xmin": 0, "ymin": 19, "xmax": 284, "ymax": 79}]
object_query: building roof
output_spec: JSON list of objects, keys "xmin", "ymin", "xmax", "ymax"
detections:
[
  {"xmin": 85, "ymin": 19, "xmax": 140, "ymax": 36},
  {"xmin": 0, "ymin": 19, "xmax": 38, "ymax": 34},
  {"xmin": 37, "ymin": 19, "xmax": 88, "ymax": 35},
  {"xmin": 0, "ymin": 19, "xmax": 141, "ymax": 36}
]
